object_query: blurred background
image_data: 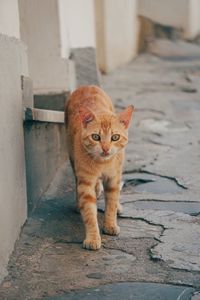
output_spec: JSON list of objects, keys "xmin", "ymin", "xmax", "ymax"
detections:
[{"xmin": 1, "ymin": 0, "xmax": 200, "ymax": 287}]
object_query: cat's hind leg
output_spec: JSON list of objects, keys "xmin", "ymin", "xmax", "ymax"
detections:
[
  {"xmin": 117, "ymin": 181, "xmax": 124, "ymax": 215},
  {"xmin": 69, "ymin": 156, "xmax": 80, "ymax": 213},
  {"xmin": 117, "ymin": 203, "xmax": 123, "ymax": 215}
]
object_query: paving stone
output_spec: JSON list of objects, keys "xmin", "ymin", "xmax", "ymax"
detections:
[
  {"xmin": 45, "ymin": 282, "xmax": 194, "ymax": 300},
  {"xmin": 122, "ymin": 172, "xmax": 185, "ymax": 194},
  {"xmin": 192, "ymin": 292, "xmax": 200, "ymax": 300},
  {"xmin": 118, "ymin": 218, "xmax": 162, "ymax": 239},
  {"xmin": 132, "ymin": 200, "xmax": 200, "ymax": 216},
  {"xmin": 121, "ymin": 204, "xmax": 200, "ymax": 271},
  {"xmin": 139, "ymin": 118, "xmax": 189, "ymax": 133}
]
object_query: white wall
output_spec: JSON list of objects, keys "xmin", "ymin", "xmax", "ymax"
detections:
[
  {"xmin": 95, "ymin": 0, "xmax": 139, "ymax": 73},
  {"xmin": 188, "ymin": 0, "xmax": 200, "ymax": 38},
  {"xmin": 0, "ymin": 1, "xmax": 28, "ymax": 282},
  {"xmin": 19, "ymin": 0, "xmax": 96, "ymax": 94},
  {"xmin": 19, "ymin": 0, "xmax": 74, "ymax": 94},
  {"xmin": 138, "ymin": 0, "xmax": 200, "ymax": 39},
  {"xmin": 138, "ymin": 0, "xmax": 188, "ymax": 29},
  {"xmin": 59, "ymin": 0, "xmax": 96, "ymax": 49},
  {"xmin": 58, "ymin": 0, "xmax": 70, "ymax": 58},
  {"xmin": 0, "ymin": 0, "xmax": 20, "ymax": 38}
]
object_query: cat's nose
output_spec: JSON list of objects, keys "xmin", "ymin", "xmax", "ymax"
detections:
[{"xmin": 102, "ymin": 147, "xmax": 109, "ymax": 156}]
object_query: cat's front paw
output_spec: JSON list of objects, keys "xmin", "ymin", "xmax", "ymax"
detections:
[
  {"xmin": 103, "ymin": 224, "xmax": 120, "ymax": 236},
  {"xmin": 83, "ymin": 237, "xmax": 101, "ymax": 250}
]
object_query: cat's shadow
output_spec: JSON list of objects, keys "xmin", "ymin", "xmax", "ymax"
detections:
[{"xmin": 28, "ymin": 190, "xmax": 104, "ymax": 245}]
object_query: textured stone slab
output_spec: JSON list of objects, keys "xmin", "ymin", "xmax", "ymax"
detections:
[
  {"xmin": 45, "ymin": 282, "xmax": 194, "ymax": 300},
  {"xmin": 151, "ymin": 221, "xmax": 200, "ymax": 271},
  {"xmin": 122, "ymin": 172, "xmax": 186, "ymax": 194},
  {"xmin": 192, "ymin": 292, "xmax": 200, "ymax": 300},
  {"xmin": 133, "ymin": 200, "xmax": 200, "ymax": 216},
  {"xmin": 119, "ymin": 218, "xmax": 162, "ymax": 239},
  {"xmin": 121, "ymin": 204, "xmax": 200, "ymax": 271}
]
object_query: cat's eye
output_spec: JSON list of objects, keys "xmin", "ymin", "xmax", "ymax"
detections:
[
  {"xmin": 92, "ymin": 133, "xmax": 101, "ymax": 141},
  {"xmin": 111, "ymin": 134, "xmax": 120, "ymax": 141}
]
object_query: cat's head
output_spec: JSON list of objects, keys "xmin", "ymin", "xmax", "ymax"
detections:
[{"xmin": 79, "ymin": 105, "xmax": 134, "ymax": 161}]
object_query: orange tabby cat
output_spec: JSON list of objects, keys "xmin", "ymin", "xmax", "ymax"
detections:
[{"xmin": 65, "ymin": 85, "xmax": 134, "ymax": 250}]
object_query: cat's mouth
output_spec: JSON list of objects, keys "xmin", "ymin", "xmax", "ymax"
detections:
[
  {"xmin": 100, "ymin": 152, "xmax": 112, "ymax": 160},
  {"xmin": 101, "ymin": 152, "xmax": 110, "ymax": 157}
]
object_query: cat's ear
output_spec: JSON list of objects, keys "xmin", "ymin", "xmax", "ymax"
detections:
[
  {"xmin": 79, "ymin": 107, "xmax": 96, "ymax": 128},
  {"xmin": 118, "ymin": 105, "xmax": 134, "ymax": 129}
]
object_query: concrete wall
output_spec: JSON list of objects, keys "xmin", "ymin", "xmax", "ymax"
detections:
[
  {"xmin": 188, "ymin": 0, "xmax": 200, "ymax": 38},
  {"xmin": 138, "ymin": 0, "xmax": 188, "ymax": 30},
  {"xmin": 19, "ymin": 0, "xmax": 97, "ymax": 93},
  {"xmin": 24, "ymin": 121, "xmax": 67, "ymax": 213},
  {"xmin": 0, "ymin": 0, "xmax": 20, "ymax": 38},
  {"xmin": 19, "ymin": 0, "xmax": 75, "ymax": 94},
  {"xmin": 0, "ymin": 1, "xmax": 28, "ymax": 281},
  {"xmin": 138, "ymin": 0, "xmax": 200, "ymax": 39},
  {"xmin": 58, "ymin": 0, "xmax": 98, "ymax": 86},
  {"xmin": 95, "ymin": 0, "xmax": 139, "ymax": 73},
  {"xmin": 58, "ymin": 0, "xmax": 96, "ymax": 49}
]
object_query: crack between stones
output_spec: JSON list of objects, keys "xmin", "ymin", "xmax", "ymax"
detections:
[
  {"xmin": 143, "ymin": 138, "xmax": 177, "ymax": 149},
  {"xmin": 169, "ymin": 266, "xmax": 200, "ymax": 274},
  {"xmin": 53, "ymin": 240, "xmax": 82, "ymax": 245},
  {"xmin": 101, "ymin": 208, "xmax": 200, "ymax": 273},
  {"xmin": 176, "ymin": 288, "xmax": 192, "ymax": 300},
  {"xmin": 118, "ymin": 215, "xmax": 200, "ymax": 275},
  {"xmin": 118, "ymin": 214, "xmax": 166, "ymax": 262},
  {"xmin": 99, "ymin": 207, "xmax": 167, "ymax": 234},
  {"xmin": 162, "ymin": 280, "xmax": 196, "ymax": 289},
  {"xmin": 135, "ymin": 108, "xmax": 166, "ymax": 115},
  {"xmin": 120, "ymin": 198, "xmax": 199, "ymax": 204},
  {"xmin": 102, "ymin": 244, "xmax": 136, "ymax": 256},
  {"xmin": 150, "ymin": 240, "xmax": 200, "ymax": 274},
  {"xmin": 119, "ymin": 215, "xmax": 166, "ymax": 233},
  {"xmin": 123, "ymin": 169, "xmax": 188, "ymax": 190},
  {"xmin": 98, "ymin": 207, "xmax": 166, "ymax": 260}
]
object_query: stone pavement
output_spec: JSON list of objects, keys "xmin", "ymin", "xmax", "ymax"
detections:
[{"xmin": 1, "ymin": 52, "xmax": 200, "ymax": 299}]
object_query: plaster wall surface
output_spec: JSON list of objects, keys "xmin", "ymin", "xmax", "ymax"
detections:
[
  {"xmin": 24, "ymin": 121, "xmax": 68, "ymax": 213},
  {"xmin": 139, "ymin": 0, "xmax": 200, "ymax": 38},
  {"xmin": 188, "ymin": 0, "xmax": 200, "ymax": 38},
  {"xmin": 59, "ymin": 0, "xmax": 95, "ymax": 49},
  {"xmin": 95, "ymin": 0, "xmax": 139, "ymax": 73},
  {"xmin": 0, "ymin": 34, "xmax": 28, "ymax": 282},
  {"xmin": 0, "ymin": 0, "xmax": 20, "ymax": 38},
  {"xmin": 19, "ymin": 0, "xmax": 73, "ymax": 94}
]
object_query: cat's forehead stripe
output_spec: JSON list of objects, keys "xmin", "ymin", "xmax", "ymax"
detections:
[{"xmin": 101, "ymin": 120, "xmax": 111, "ymax": 133}]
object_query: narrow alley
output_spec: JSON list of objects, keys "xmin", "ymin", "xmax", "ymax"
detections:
[{"xmin": 1, "ymin": 50, "xmax": 200, "ymax": 299}]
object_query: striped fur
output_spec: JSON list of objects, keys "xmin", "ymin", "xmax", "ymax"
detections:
[{"xmin": 65, "ymin": 85, "xmax": 134, "ymax": 250}]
